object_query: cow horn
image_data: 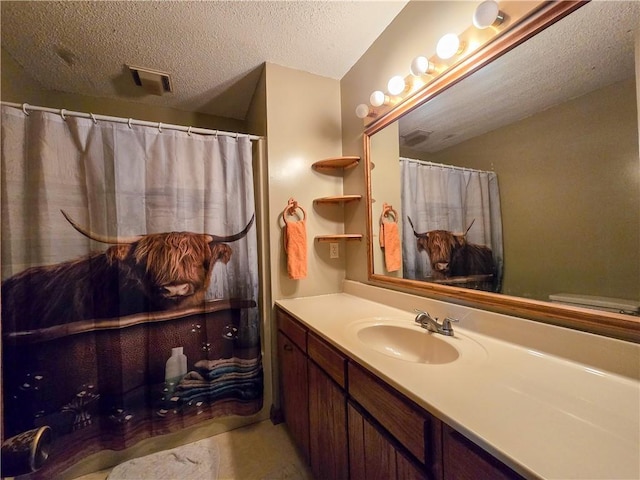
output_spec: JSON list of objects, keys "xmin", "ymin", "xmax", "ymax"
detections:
[
  {"xmin": 464, "ymin": 218, "xmax": 476, "ymax": 236},
  {"xmin": 407, "ymin": 216, "xmax": 427, "ymax": 238},
  {"xmin": 61, "ymin": 210, "xmax": 144, "ymax": 244},
  {"xmin": 206, "ymin": 213, "xmax": 255, "ymax": 243}
]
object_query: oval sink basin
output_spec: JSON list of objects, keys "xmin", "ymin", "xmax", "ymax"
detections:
[{"xmin": 357, "ymin": 324, "xmax": 459, "ymax": 364}]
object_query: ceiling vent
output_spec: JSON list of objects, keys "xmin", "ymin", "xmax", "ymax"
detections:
[
  {"xmin": 401, "ymin": 129, "xmax": 433, "ymax": 147},
  {"xmin": 128, "ymin": 65, "xmax": 173, "ymax": 96}
]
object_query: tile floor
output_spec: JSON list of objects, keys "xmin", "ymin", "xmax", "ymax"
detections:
[{"xmin": 72, "ymin": 420, "xmax": 313, "ymax": 480}]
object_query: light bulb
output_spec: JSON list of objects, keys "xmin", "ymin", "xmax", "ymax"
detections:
[
  {"xmin": 370, "ymin": 90, "xmax": 388, "ymax": 107},
  {"xmin": 387, "ymin": 75, "xmax": 406, "ymax": 96},
  {"xmin": 473, "ymin": 0, "xmax": 504, "ymax": 29},
  {"xmin": 410, "ymin": 56, "xmax": 435, "ymax": 77},
  {"xmin": 355, "ymin": 103, "xmax": 370, "ymax": 119},
  {"xmin": 436, "ymin": 33, "xmax": 464, "ymax": 60}
]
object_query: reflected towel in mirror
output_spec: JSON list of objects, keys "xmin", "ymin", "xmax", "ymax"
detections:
[{"xmin": 380, "ymin": 203, "xmax": 401, "ymax": 272}]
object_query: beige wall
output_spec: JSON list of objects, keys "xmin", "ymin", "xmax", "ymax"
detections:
[
  {"xmin": 370, "ymin": 123, "xmax": 402, "ymax": 277},
  {"xmin": 341, "ymin": 1, "xmax": 478, "ymax": 284},
  {"xmin": 264, "ymin": 63, "xmax": 345, "ymax": 302},
  {"xmin": 2, "ymin": 48, "xmax": 47, "ymax": 106}
]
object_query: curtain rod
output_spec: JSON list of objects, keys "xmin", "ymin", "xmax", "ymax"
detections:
[
  {"xmin": 1, "ymin": 101, "xmax": 263, "ymax": 141},
  {"xmin": 400, "ymin": 157, "xmax": 493, "ymax": 175}
]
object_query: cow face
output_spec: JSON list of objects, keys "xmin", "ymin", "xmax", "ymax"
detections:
[
  {"xmin": 416, "ymin": 230, "xmax": 466, "ymax": 278},
  {"xmin": 61, "ymin": 210, "xmax": 254, "ymax": 311},
  {"xmin": 108, "ymin": 233, "xmax": 228, "ymax": 310}
]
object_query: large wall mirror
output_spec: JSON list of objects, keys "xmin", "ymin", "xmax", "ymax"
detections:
[{"xmin": 365, "ymin": 1, "xmax": 640, "ymax": 342}]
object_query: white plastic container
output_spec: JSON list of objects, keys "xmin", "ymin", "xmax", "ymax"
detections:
[{"xmin": 165, "ymin": 347, "xmax": 188, "ymax": 392}]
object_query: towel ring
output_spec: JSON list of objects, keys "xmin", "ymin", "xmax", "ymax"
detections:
[
  {"xmin": 380, "ymin": 203, "xmax": 398, "ymax": 224},
  {"xmin": 282, "ymin": 198, "xmax": 306, "ymax": 224}
]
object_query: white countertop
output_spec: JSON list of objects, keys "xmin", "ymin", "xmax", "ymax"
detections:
[{"xmin": 276, "ymin": 285, "xmax": 640, "ymax": 480}]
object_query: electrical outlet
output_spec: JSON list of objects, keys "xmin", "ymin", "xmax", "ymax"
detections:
[{"xmin": 329, "ymin": 242, "xmax": 339, "ymax": 259}]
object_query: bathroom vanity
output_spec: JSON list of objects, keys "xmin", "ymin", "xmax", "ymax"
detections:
[{"xmin": 275, "ymin": 282, "xmax": 640, "ymax": 480}]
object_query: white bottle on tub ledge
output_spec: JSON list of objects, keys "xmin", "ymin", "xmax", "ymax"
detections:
[{"xmin": 165, "ymin": 346, "xmax": 188, "ymax": 393}]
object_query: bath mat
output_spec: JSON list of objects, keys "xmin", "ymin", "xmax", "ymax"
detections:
[{"xmin": 106, "ymin": 438, "xmax": 219, "ymax": 480}]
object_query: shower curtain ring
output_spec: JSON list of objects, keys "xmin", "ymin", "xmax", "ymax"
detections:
[
  {"xmin": 90, "ymin": 113, "xmax": 98, "ymax": 125},
  {"xmin": 22, "ymin": 103, "xmax": 30, "ymax": 116},
  {"xmin": 127, "ymin": 118, "xmax": 133, "ymax": 129},
  {"xmin": 187, "ymin": 126, "xmax": 192, "ymax": 136},
  {"xmin": 158, "ymin": 122, "xmax": 163, "ymax": 133},
  {"xmin": 60, "ymin": 109, "xmax": 67, "ymax": 121}
]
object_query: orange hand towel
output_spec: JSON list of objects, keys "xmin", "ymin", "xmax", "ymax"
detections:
[
  {"xmin": 285, "ymin": 219, "xmax": 307, "ymax": 280},
  {"xmin": 381, "ymin": 221, "xmax": 401, "ymax": 272}
]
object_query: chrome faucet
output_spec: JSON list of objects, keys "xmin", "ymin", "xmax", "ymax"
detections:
[{"xmin": 414, "ymin": 310, "xmax": 458, "ymax": 336}]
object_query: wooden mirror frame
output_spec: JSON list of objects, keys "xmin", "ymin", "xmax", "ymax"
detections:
[{"xmin": 364, "ymin": 1, "xmax": 640, "ymax": 343}]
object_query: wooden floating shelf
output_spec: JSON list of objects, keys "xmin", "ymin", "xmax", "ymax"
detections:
[
  {"xmin": 314, "ymin": 194, "xmax": 362, "ymax": 205},
  {"xmin": 312, "ymin": 156, "xmax": 360, "ymax": 171},
  {"xmin": 315, "ymin": 234, "xmax": 363, "ymax": 242}
]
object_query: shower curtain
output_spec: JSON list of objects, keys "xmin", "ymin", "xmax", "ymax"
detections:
[
  {"xmin": 1, "ymin": 105, "xmax": 262, "ymax": 477},
  {"xmin": 400, "ymin": 158, "xmax": 504, "ymax": 290}
]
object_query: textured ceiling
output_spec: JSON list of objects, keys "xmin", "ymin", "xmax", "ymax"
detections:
[
  {"xmin": 399, "ymin": 1, "xmax": 640, "ymax": 153},
  {"xmin": 1, "ymin": 0, "xmax": 408, "ymax": 120}
]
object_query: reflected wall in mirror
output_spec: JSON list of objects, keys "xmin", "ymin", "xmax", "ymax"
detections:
[{"xmin": 366, "ymin": 1, "xmax": 640, "ymax": 339}]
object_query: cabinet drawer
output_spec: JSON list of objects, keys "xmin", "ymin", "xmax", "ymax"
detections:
[
  {"xmin": 348, "ymin": 363, "xmax": 428, "ymax": 465},
  {"xmin": 308, "ymin": 332, "xmax": 347, "ymax": 388},
  {"xmin": 276, "ymin": 307, "xmax": 307, "ymax": 352}
]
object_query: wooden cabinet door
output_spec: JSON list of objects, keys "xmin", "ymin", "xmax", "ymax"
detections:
[
  {"xmin": 348, "ymin": 402, "xmax": 428, "ymax": 480},
  {"xmin": 308, "ymin": 361, "xmax": 349, "ymax": 479},
  {"xmin": 443, "ymin": 425, "xmax": 524, "ymax": 480},
  {"xmin": 277, "ymin": 331, "xmax": 310, "ymax": 462},
  {"xmin": 348, "ymin": 363, "xmax": 428, "ymax": 464}
]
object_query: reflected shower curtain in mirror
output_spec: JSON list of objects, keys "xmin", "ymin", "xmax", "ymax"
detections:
[
  {"xmin": 1, "ymin": 106, "xmax": 262, "ymax": 478},
  {"xmin": 400, "ymin": 158, "xmax": 503, "ymax": 291}
]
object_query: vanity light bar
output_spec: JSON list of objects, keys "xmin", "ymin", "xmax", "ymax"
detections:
[{"xmin": 355, "ymin": 0, "xmax": 506, "ymax": 120}]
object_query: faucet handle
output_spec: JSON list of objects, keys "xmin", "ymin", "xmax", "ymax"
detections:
[{"xmin": 441, "ymin": 316, "xmax": 459, "ymax": 334}]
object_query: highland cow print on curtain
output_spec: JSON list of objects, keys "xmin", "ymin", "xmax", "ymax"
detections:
[
  {"xmin": 401, "ymin": 157, "xmax": 504, "ymax": 292},
  {"xmin": 0, "ymin": 105, "xmax": 262, "ymax": 478}
]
